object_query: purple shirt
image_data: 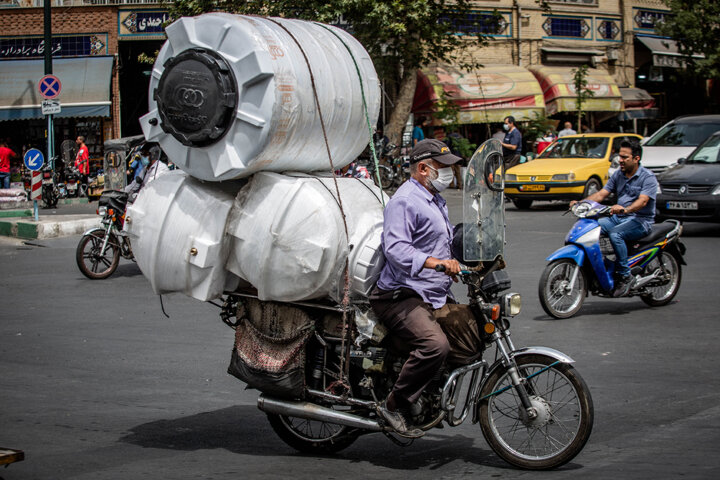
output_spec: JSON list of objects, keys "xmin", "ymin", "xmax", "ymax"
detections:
[{"xmin": 377, "ymin": 178, "xmax": 454, "ymax": 309}]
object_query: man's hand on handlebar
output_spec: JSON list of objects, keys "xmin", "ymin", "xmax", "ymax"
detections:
[
  {"xmin": 609, "ymin": 204, "xmax": 626, "ymax": 215},
  {"xmin": 426, "ymin": 257, "xmax": 462, "ymax": 282}
]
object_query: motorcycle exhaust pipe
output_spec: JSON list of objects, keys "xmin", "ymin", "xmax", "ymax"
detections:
[{"xmin": 257, "ymin": 394, "xmax": 382, "ymax": 432}]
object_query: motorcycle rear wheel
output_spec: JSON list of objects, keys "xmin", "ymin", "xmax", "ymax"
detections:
[
  {"xmin": 539, "ymin": 259, "xmax": 587, "ymax": 319},
  {"xmin": 640, "ymin": 251, "xmax": 681, "ymax": 307},
  {"xmin": 266, "ymin": 412, "xmax": 359, "ymax": 454},
  {"xmin": 76, "ymin": 229, "xmax": 120, "ymax": 279},
  {"xmin": 478, "ymin": 354, "xmax": 594, "ymax": 470},
  {"xmin": 373, "ymin": 164, "xmax": 394, "ymax": 190}
]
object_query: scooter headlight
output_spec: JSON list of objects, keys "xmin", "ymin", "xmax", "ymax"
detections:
[{"xmin": 502, "ymin": 293, "xmax": 522, "ymax": 317}]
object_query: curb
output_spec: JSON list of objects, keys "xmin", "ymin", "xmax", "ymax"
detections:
[{"xmin": 0, "ymin": 215, "xmax": 101, "ymax": 240}]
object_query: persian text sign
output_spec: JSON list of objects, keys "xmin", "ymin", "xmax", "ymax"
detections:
[
  {"xmin": 0, "ymin": 34, "xmax": 108, "ymax": 59},
  {"xmin": 119, "ymin": 10, "xmax": 169, "ymax": 36}
]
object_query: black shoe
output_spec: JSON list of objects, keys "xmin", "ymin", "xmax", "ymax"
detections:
[
  {"xmin": 613, "ymin": 275, "xmax": 634, "ymax": 298},
  {"xmin": 376, "ymin": 400, "xmax": 424, "ymax": 438}
]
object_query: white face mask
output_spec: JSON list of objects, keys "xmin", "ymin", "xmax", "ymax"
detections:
[
  {"xmin": 426, "ymin": 164, "xmax": 454, "ymax": 192},
  {"xmin": 503, "ymin": 123, "xmax": 510, "ymax": 131}
]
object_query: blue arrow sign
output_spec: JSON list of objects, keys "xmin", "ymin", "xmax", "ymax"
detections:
[
  {"xmin": 38, "ymin": 75, "xmax": 62, "ymax": 100},
  {"xmin": 24, "ymin": 148, "xmax": 44, "ymax": 171}
]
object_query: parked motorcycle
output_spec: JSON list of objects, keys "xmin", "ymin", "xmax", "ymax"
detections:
[
  {"xmin": 221, "ymin": 139, "xmax": 594, "ymax": 470},
  {"xmin": 40, "ymin": 162, "xmax": 59, "ymax": 209},
  {"xmin": 539, "ymin": 200, "xmax": 686, "ymax": 319},
  {"xmin": 76, "ymin": 190, "xmax": 133, "ymax": 279},
  {"xmin": 64, "ymin": 166, "xmax": 83, "ymax": 198}
]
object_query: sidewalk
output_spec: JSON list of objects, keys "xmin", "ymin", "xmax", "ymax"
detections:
[{"xmin": 0, "ymin": 198, "xmax": 100, "ymax": 240}]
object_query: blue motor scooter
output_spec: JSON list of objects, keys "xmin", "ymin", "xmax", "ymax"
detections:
[{"xmin": 538, "ymin": 200, "xmax": 686, "ymax": 319}]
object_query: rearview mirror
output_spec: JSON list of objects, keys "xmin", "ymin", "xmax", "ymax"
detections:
[{"xmin": 676, "ymin": 157, "xmax": 686, "ymax": 165}]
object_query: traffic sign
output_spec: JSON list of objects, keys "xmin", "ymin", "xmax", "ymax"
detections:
[
  {"xmin": 38, "ymin": 75, "xmax": 62, "ymax": 100},
  {"xmin": 31, "ymin": 171, "xmax": 42, "ymax": 200},
  {"xmin": 24, "ymin": 148, "xmax": 44, "ymax": 171},
  {"xmin": 41, "ymin": 99, "xmax": 61, "ymax": 115}
]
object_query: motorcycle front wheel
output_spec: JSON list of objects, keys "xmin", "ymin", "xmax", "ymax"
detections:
[
  {"xmin": 478, "ymin": 354, "xmax": 594, "ymax": 470},
  {"xmin": 372, "ymin": 164, "xmax": 394, "ymax": 190},
  {"xmin": 640, "ymin": 251, "xmax": 682, "ymax": 307},
  {"xmin": 76, "ymin": 229, "xmax": 120, "ymax": 279},
  {"xmin": 539, "ymin": 259, "xmax": 587, "ymax": 319},
  {"xmin": 266, "ymin": 411, "xmax": 359, "ymax": 454}
]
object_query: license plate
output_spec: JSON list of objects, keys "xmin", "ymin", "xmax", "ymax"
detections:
[
  {"xmin": 520, "ymin": 184, "xmax": 546, "ymax": 192},
  {"xmin": 667, "ymin": 201, "xmax": 698, "ymax": 210}
]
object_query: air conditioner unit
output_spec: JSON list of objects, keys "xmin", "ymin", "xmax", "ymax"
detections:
[{"xmin": 606, "ymin": 49, "xmax": 619, "ymax": 61}]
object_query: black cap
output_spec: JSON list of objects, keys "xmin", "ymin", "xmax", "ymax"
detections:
[{"xmin": 409, "ymin": 139, "xmax": 462, "ymax": 165}]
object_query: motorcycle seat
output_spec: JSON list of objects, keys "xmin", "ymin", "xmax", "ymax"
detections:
[{"xmin": 628, "ymin": 221, "xmax": 676, "ymax": 253}]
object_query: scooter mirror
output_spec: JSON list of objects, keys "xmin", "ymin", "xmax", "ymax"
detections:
[{"xmin": 462, "ymin": 139, "xmax": 505, "ymax": 262}]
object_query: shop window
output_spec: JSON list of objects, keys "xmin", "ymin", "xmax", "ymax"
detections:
[
  {"xmin": 441, "ymin": 11, "xmax": 509, "ymax": 36},
  {"xmin": 543, "ymin": 17, "xmax": 590, "ymax": 38}
]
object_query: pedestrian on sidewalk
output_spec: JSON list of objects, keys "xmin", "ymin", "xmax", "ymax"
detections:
[{"xmin": 0, "ymin": 141, "xmax": 17, "ymax": 189}]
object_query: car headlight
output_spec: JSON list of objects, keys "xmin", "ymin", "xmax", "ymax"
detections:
[
  {"xmin": 657, "ymin": 184, "xmax": 663, "ymax": 195},
  {"xmin": 502, "ymin": 293, "xmax": 522, "ymax": 317},
  {"xmin": 551, "ymin": 173, "xmax": 575, "ymax": 181},
  {"xmin": 505, "ymin": 173, "xmax": 517, "ymax": 181},
  {"xmin": 712, "ymin": 185, "xmax": 720, "ymax": 195}
]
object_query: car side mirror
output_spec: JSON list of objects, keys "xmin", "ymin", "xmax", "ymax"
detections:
[{"xmin": 676, "ymin": 157, "xmax": 686, "ymax": 165}]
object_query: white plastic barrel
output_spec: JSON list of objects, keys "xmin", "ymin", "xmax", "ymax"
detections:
[
  {"xmin": 124, "ymin": 171, "xmax": 240, "ymax": 301},
  {"xmin": 225, "ymin": 172, "xmax": 387, "ymax": 302},
  {"xmin": 139, "ymin": 13, "xmax": 380, "ymax": 181}
]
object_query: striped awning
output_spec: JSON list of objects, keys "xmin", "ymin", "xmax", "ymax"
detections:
[
  {"xmin": 528, "ymin": 65, "xmax": 623, "ymax": 115},
  {"xmin": 413, "ymin": 63, "xmax": 546, "ymax": 124}
]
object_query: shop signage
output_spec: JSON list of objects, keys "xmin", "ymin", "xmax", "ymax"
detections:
[
  {"xmin": 119, "ymin": 10, "xmax": 169, "ymax": 36},
  {"xmin": 41, "ymin": 100, "xmax": 61, "ymax": 115},
  {"xmin": 0, "ymin": 34, "xmax": 107, "ymax": 59}
]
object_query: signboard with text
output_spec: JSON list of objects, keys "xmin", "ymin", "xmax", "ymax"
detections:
[
  {"xmin": 119, "ymin": 10, "xmax": 169, "ymax": 37},
  {"xmin": 0, "ymin": 34, "xmax": 108, "ymax": 60}
]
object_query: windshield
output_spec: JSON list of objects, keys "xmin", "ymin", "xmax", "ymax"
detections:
[
  {"xmin": 687, "ymin": 135, "xmax": 720, "ymax": 164},
  {"xmin": 645, "ymin": 122, "xmax": 720, "ymax": 147},
  {"xmin": 538, "ymin": 137, "xmax": 609, "ymax": 159}
]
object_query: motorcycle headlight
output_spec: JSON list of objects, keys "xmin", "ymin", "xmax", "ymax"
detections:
[
  {"xmin": 505, "ymin": 173, "xmax": 517, "ymax": 182},
  {"xmin": 551, "ymin": 173, "xmax": 576, "ymax": 181},
  {"xmin": 502, "ymin": 293, "xmax": 522, "ymax": 317},
  {"xmin": 97, "ymin": 206, "xmax": 107, "ymax": 216}
]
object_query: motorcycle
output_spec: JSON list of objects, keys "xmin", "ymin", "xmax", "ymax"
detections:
[
  {"xmin": 64, "ymin": 165, "xmax": 82, "ymax": 198},
  {"xmin": 76, "ymin": 190, "xmax": 134, "ymax": 279},
  {"xmin": 539, "ymin": 200, "xmax": 686, "ymax": 319},
  {"xmin": 221, "ymin": 139, "xmax": 594, "ymax": 470},
  {"xmin": 40, "ymin": 162, "xmax": 59, "ymax": 209}
]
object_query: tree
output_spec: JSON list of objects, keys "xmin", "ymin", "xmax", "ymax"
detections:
[
  {"xmin": 655, "ymin": 1, "xmax": 720, "ymax": 78},
  {"xmin": 167, "ymin": 1, "xmax": 496, "ymax": 146},
  {"xmin": 571, "ymin": 64, "xmax": 594, "ymax": 133}
]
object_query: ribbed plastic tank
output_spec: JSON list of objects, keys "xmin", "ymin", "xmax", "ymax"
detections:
[
  {"xmin": 139, "ymin": 13, "xmax": 380, "ymax": 181},
  {"xmin": 124, "ymin": 171, "xmax": 240, "ymax": 301},
  {"xmin": 225, "ymin": 172, "xmax": 388, "ymax": 302}
]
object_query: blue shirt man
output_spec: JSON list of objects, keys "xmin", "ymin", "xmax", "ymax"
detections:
[
  {"xmin": 370, "ymin": 138, "xmax": 462, "ymax": 437},
  {"xmin": 571, "ymin": 139, "xmax": 658, "ymax": 297},
  {"xmin": 501, "ymin": 116, "xmax": 522, "ymax": 169}
]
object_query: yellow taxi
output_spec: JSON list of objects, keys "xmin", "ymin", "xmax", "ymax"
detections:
[{"xmin": 504, "ymin": 133, "xmax": 642, "ymax": 209}]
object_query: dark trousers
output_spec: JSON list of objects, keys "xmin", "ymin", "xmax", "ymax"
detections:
[
  {"xmin": 369, "ymin": 287, "xmax": 450, "ymax": 405},
  {"xmin": 504, "ymin": 153, "xmax": 521, "ymax": 170}
]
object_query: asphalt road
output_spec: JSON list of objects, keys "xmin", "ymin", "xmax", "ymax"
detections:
[{"xmin": 2, "ymin": 192, "xmax": 720, "ymax": 479}]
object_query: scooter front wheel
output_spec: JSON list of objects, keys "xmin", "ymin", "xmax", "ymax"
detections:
[{"xmin": 539, "ymin": 259, "xmax": 587, "ymax": 319}]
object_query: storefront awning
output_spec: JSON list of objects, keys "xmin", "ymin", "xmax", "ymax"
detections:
[
  {"xmin": 635, "ymin": 35, "xmax": 704, "ymax": 69},
  {"xmin": 413, "ymin": 63, "xmax": 546, "ymax": 124},
  {"xmin": 0, "ymin": 56, "xmax": 114, "ymax": 121},
  {"xmin": 617, "ymin": 87, "xmax": 657, "ymax": 120},
  {"xmin": 528, "ymin": 65, "xmax": 623, "ymax": 115}
]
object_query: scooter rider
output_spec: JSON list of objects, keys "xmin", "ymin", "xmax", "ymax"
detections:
[
  {"xmin": 124, "ymin": 142, "xmax": 169, "ymax": 203},
  {"xmin": 571, "ymin": 139, "xmax": 658, "ymax": 297},
  {"xmin": 369, "ymin": 138, "xmax": 463, "ymax": 438}
]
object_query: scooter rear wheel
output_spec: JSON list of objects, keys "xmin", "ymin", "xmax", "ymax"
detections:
[
  {"xmin": 640, "ymin": 251, "xmax": 681, "ymax": 307},
  {"xmin": 76, "ymin": 229, "xmax": 120, "ymax": 280},
  {"xmin": 539, "ymin": 259, "xmax": 587, "ymax": 319}
]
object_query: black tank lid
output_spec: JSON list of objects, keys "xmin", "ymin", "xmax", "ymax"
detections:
[{"xmin": 154, "ymin": 48, "xmax": 237, "ymax": 147}]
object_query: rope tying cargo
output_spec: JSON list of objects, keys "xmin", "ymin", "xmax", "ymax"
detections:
[
  {"xmin": 316, "ymin": 22, "xmax": 386, "ymax": 207},
  {"xmin": 266, "ymin": 17, "xmax": 353, "ymax": 394}
]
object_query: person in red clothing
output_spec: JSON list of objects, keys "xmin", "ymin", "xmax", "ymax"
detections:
[
  {"xmin": 0, "ymin": 141, "xmax": 17, "ymax": 189},
  {"xmin": 74, "ymin": 136, "xmax": 90, "ymax": 187}
]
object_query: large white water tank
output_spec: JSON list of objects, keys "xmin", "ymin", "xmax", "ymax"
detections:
[
  {"xmin": 225, "ymin": 172, "xmax": 387, "ymax": 302},
  {"xmin": 124, "ymin": 171, "xmax": 240, "ymax": 301},
  {"xmin": 139, "ymin": 13, "xmax": 380, "ymax": 181}
]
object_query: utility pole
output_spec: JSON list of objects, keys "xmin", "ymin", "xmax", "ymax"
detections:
[{"xmin": 43, "ymin": 0, "xmax": 54, "ymax": 171}]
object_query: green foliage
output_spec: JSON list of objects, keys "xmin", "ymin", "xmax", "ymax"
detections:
[
  {"xmin": 523, "ymin": 112, "xmax": 555, "ymax": 143},
  {"xmin": 656, "ymin": 0, "xmax": 720, "ymax": 78},
  {"xmin": 572, "ymin": 64, "xmax": 594, "ymax": 132}
]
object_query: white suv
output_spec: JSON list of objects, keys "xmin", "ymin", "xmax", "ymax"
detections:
[{"xmin": 640, "ymin": 115, "xmax": 720, "ymax": 174}]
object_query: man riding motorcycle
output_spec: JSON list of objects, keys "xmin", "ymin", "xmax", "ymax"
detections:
[
  {"xmin": 369, "ymin": 139, "xmax": 463, "ymax": 438},
  {"xmin": 124, "ymin": 142, "xmax": 169, "ymax": 203}
]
